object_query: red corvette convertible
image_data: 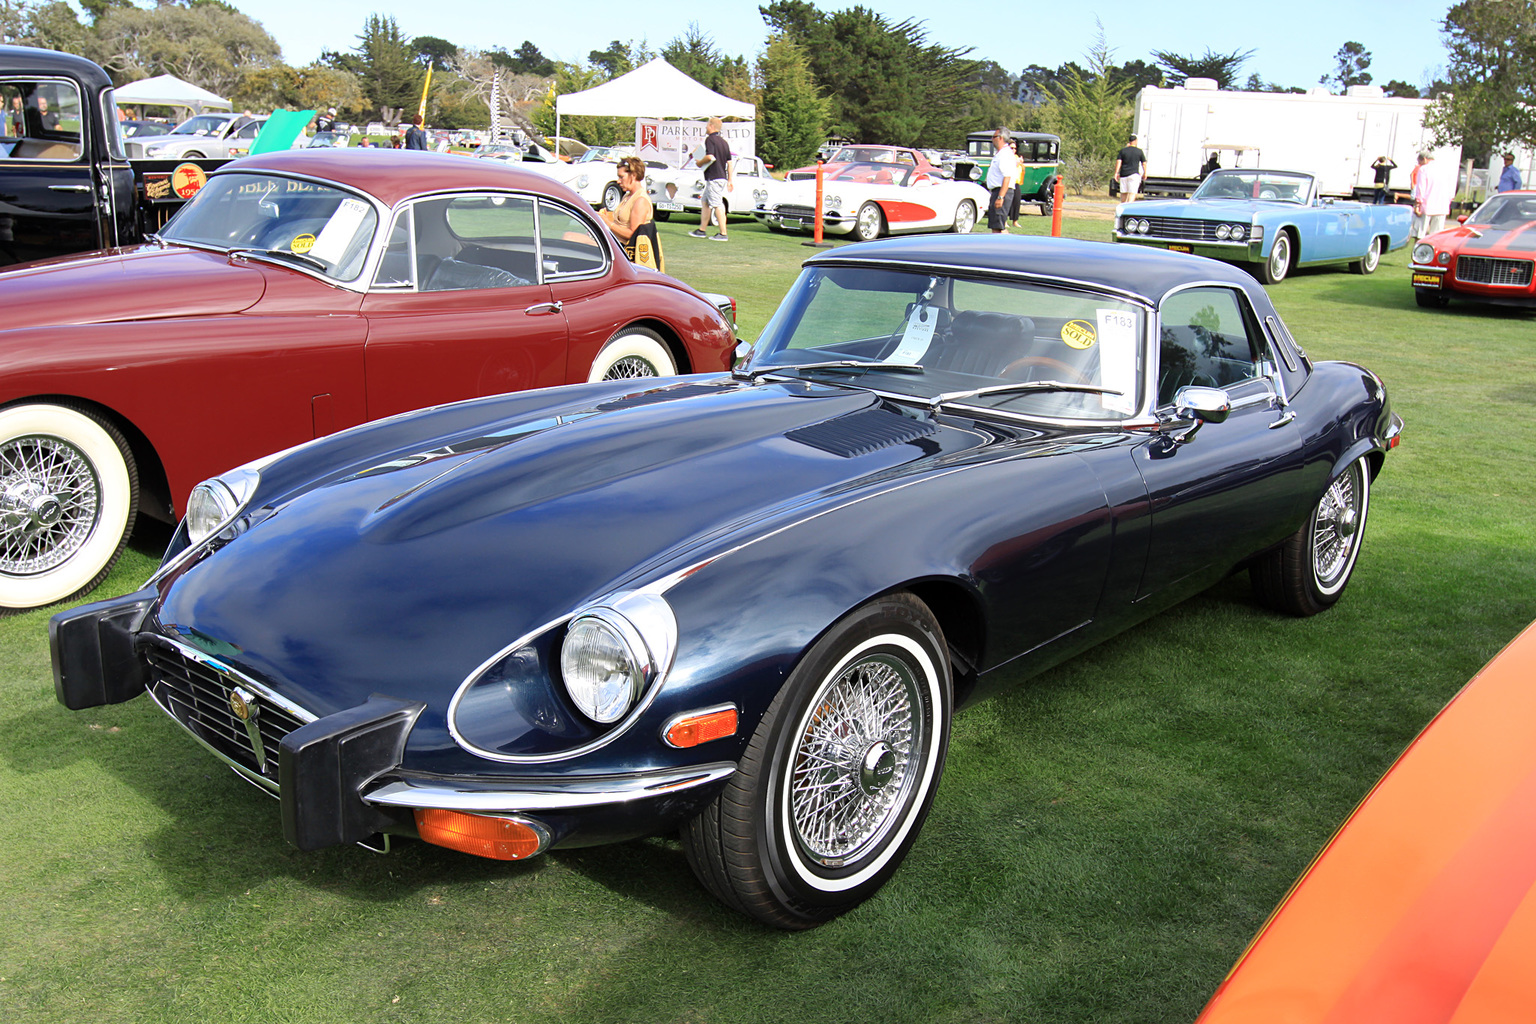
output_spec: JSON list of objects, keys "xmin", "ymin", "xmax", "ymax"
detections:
[
  {"xmin": 0, "ymin": 150, "xmax": 736, "ymax": 610},
  {"xmin": 1410, "ymin": 190, "xmax": 1536, "ymax": 309}
]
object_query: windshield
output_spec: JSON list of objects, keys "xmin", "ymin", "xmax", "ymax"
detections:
[
  {"xmin": 1193, "ymin": 170, "xmax": 1314, "ymax": 204},
  {"xmin": 170, "ymin": 114, "xmax": 232, "ymax": 136},
  {"xmin": 750, "ymin": 265, "xmax": 1144, "ymax": 421},
  {"xmin": 1468, "ymin": 193, "xmax": 1536, "ymax": 226},
  {"xmin": 832, "ymin": 161, "xmax": 913, "ymax": 186},
  {"xmin": 160, "ymin": 172, "xmax": 379, "ymax": 280}
]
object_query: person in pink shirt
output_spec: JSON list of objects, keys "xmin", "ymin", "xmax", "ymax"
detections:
[{"xmin": 1411, "ymin": 151, "xmax": 1450, "ymax": 239}]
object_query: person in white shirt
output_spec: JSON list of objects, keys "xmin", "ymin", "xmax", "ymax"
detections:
[{"xmin": 985, "ymin": 128, "xmax": 1018, "ymax": 233}]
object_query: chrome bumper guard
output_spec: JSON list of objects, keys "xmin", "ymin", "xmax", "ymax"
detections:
[{"xmin": 364, "ymin": 762, "xmax": 737, "ymax": 816}]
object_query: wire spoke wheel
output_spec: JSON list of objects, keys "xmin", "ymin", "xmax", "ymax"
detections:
[
  {"xmin": 1311, "ymin": 460, "xmax": 1366, "ymax": 593},
  {"xmin": 0, "ymin": 433, "xmax": 101, "ymax": 575}
]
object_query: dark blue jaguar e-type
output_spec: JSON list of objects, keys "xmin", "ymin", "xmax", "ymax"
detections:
[{"xmin": 52, "ymin": 236, "xmax": 1402, "ymax": 929}]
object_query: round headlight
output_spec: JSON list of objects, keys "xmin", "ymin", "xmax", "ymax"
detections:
[
  {"xmin": 1438, "ymin": 250, "xmax": 1451, "ymax": 265},
  {"xmin": 561, "ymin": 616, "xmax": 643, "ymax": 723},
  {"xmin": 1215, "ymin": 224, "xmax": 1231, "ymax": 240},
  {"xmin": 1229, "ymin": 224, "xmax": 1246, "ymax": 241},
  {"xmin": 1413, "ymin": 242, "xmax": 1435, "ymax": 264},
  {"xmin": 753, "ymin": 188, "xmax": 767, "ymax": 204},
  {"xmin": 1136, "ymin": 219, "xmax": 1150, "ymax": 234},
  {"xmin": 575, "ymin": 174, "xmax": 590, "ymax": 189},
  {"xmin": 824, "ymin": 194, "xmax": 840, "ymax": 211},
  {"xmin": 185, "ymin": 481, "xmax": 239, "ymax": 546}
]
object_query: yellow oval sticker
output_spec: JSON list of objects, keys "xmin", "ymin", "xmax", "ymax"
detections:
[
  {"xmin": 290, "ymin": 233, "xmax": 317, "ymax": 254},
  {"xmin": 1062, "ymin": 320, "xmax": 1097, "ymax": 350}
]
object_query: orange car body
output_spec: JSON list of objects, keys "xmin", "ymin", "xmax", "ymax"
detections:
[{"xmin": 1197, "ymin": 620, "xmax": 1536, "ymax": 1024}]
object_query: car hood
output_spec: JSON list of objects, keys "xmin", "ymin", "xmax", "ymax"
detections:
[
  {"xmin": 1427, "ymin": 220, "xmax": 1536, "ymax": 254},
  {"xmin": 0, "ymin": 246, "xmax": 265, "ymax": 327},
  {"xmin": 1127, "ymin": 198, "xmax": 1297, "ymax": 219},
  {"xmin": 155, "ymin": 378, "xmax": 995, "ymax": 717}
]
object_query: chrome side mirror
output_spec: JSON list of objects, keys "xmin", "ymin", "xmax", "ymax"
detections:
[
  {"xmin": 733, "ymin": 340, "xmax": 753, "ymax": 369},
  {"xmin": 1170, "ymin": 385, "xmax": 1231, "ymax": 443}
]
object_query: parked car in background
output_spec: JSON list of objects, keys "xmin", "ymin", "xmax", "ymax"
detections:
[
  {"xmin": 54, "ymin": 235, "xmax": 1399, "ymax": 930},
  {"xmin": 1409, "ymin": 189, "xmax": 1536, "ymax": 309},
  {"xmin": 786, "ymin": 144, "xmax": 945, "ymax": 182},
  {"xmin": 1195, "ymin": 619, "xmax": 1536, "ymax": 1024},
  {"xmin": 0, "ymin": 149, "xmax": 736, "ymax": 610},
  {"xmin": 755, "ymin": 161, "xmax": 990, "ymax": 240},
  {"xmin": 1113, "ymin": 169, "xmax": 1412, "ymax": 284},
  {"xmin": 951, "ymin": 130, "xmax": 1062, "ymax": 215},
  {"xmin": 522, "ymin": 146, "xmax": 661, "ymax": 210},
  {"xmin": 306, "ymin": 131, "xmax": 349, "ymax": 148},
  {"xmin": 647, "ymin": 154, "xmax": 783, "ymax": 220},
  {"xmin": 140, "ymin": 112, "xmax": 266, "ymax": 160}
]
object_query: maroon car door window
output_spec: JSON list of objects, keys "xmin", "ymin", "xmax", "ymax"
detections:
[{"xmin": 536, "ymin": 203, "xmax": 606, "ymax": 279}]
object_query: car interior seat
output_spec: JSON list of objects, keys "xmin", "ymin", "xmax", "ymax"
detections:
[{"xmin": 929, "ymin": 310, "xmax": 1035, "ymax": 377}]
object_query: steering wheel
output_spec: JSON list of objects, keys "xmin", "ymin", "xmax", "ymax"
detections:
[{"xmin": 1001, "ymin": 355, "xmax": 1091, "ymax": 385}]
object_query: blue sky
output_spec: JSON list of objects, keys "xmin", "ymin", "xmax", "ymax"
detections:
[{"xmin": 232, "ymin": 0, "xmax": 1454, "ymax": 93}]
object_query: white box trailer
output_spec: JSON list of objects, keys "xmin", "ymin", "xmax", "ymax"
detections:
[{"xmin": 1133, "ymin": 80, "xmax": 1461, "ymax": 198}]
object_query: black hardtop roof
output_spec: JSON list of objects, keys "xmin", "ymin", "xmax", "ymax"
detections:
[
  {"xmin": 0, "ymin": 45, "xmax": 113, "ymax": 90},
  {"xmin": 803, "ymin": 235, "xmax": 1264, "ymax": 307}
]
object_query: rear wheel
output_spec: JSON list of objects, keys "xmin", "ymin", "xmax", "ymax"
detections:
[
  {"xmin": 683, "ymin": 593, "xmax": 951, "ymax": 929},
  {"xmin": 587, "ymin": 327, "xmax": 676, "ymax": 382},
  {"xmin": 1252, "ymin": 456, "xmax": 1370, "ymax": 616},
  {"xmin": 0, "ymin": 403, "xmax": 138, "ymax": 611}
]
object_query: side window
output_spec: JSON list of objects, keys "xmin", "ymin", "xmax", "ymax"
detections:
[
  {"xmin": 537, "ymin": 202, "xmax": 605, "ymax": 278},
  {"xmin": 407, "ymin": 194, "xmax": 539, "ymax": 292},
  {"xmin": 373, "ymin": 208, "xmax": 415, "ymax": 288},
  {"xmin": 1156, "ymin": 287, "xmax": 1272, "ymax": 406},
  {"xmin": 1, "ymin": 78, "xmax": 84, "ymax": 161}
]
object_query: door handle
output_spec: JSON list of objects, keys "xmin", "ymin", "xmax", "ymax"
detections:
[
  {"xmin": 524, "ymin": 301, "xmax": 563, "ymax": 315},
  {"xmin": 48, "ymin": 184, "xmax": 92, "ymax": 193}
]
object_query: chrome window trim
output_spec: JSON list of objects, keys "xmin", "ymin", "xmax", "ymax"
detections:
[
  {"xmin": 534, "ymin": 196, "xmax": 612, "ymax": 282},
  {"xmin": 0, "ymin": 74, "xmax": 87, "ymax": 165},
  {"xmin": 1263, "ymin": 315, "xmax": 1299, "ymax": 373},
  {"xmin": 804, "ymin": 254, "xmax": 1156, "ymax": 307},
  {"xmin": 1153, "ymin": 281, "xmax": 1281, "ymax": 412}
]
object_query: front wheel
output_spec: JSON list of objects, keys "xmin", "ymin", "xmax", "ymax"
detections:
[
  {"xmin": 602, "ymin": 182, "xmax": 623, "ymax": 210},
  {"xmin": 1252, "ymin": 456, "xmax": 1370, "ymax": 616},
  {"xmin": 652, "ymin": 209, "xmax": 670, "ymax": 222},
  {"xmin": 1351, "ymin": 236, "xmax": 1382, "ymax": 275},
  {"xmin": 951, "ymin": 199, "xmax": 977, "ymax": 234},
  {"xmin": 853, "ymin": 202, "xmax": 885, "ymax": 242},
  {"xmin": 587, "ymin": 326, "xmax": 676, "ymax": 382},
  {"xmin": 1258, "ymin": 231, "xmax": 1292, "ymax": 284},
  {"xmin": 683, "ymin": 593, "xmax": 952, "ymax": 929},
  {"xmin": 0, "ymin": 403, "xmax": 139, "ymax": 611}
]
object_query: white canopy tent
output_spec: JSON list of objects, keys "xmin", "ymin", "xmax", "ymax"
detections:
[
  {"xmin": 113, "ymin": 75, "xmax": 232, "ymax": 115},
  {"xmin": 554, "ymin": 58, "xmax": 754, "ymax": 150}
]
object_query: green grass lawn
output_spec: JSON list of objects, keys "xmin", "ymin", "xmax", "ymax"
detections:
[{"xmin": 3, "ymin": 211, "xmax": 1533, "ymax": 1023}]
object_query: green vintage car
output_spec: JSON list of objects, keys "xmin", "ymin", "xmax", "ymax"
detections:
[{"xmin": 953, "ymin": 130, "xmax": 1062, "ymax": 215}]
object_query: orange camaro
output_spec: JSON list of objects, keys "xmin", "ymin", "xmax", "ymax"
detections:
[{"xmin": 1196, "ymin": 619, "xmax": 1536, "ymax": 1024}]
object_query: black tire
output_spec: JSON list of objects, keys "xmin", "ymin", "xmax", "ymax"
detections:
[
  {"xmin": 0, "ymin": 402, "xmax": 139, "ymax": 611},
  {"xmin": 853, "ymin": 202, "xmax": 885, "ymax": 242},
  {"xmin": 1415, "ymin": 289, "xmax": 1450, "ymax": 308},
  {"xmin": 1258, "ymin": 230, "xmax": 1293, "ymax": 285},
  {"xmin": 183, "ymin": 151, "xmax": 206, "ymax": 160},
  {"xmin": 1350, "ymin": 236, "xmax": 1382, "ymax": 275},
  {"xmin": 653, "ymin": 209, "xmax": 670, "ymax": 222},
  {"xmin": 586, "ymin": 326, "xmax": 676, "ymax": 382},
  {"xmin": 951, "ymin": 199, "xmax": 977, "ymax": 234},
  {"xmin": 1038, "ymin": 182, "xmax": 1055, "ymax": 215},
  {"xmin": 1252, "ymin": 456, "xmax": 1370, "ymax": 616},
  {"xmin": 602, "ymin": 182, "xmax": 623, "ymax": 210},
  {"xmin": 682, "ymin": 593, "xmax": 952, "ymax": 929}
]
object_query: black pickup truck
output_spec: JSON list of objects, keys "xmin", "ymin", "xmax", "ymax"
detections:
[{"xmin": 0, "ymin": 45, "xmax": 222, "ymax": 266}]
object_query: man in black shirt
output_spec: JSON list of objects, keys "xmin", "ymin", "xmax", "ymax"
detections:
[
  {"xmin": 404, "ymin": 115, "xmax": 428, "ymax": 150},
  {"xmin": 1371, "ymin": 156, "xmax": 1396, "ymax": 205},
  {"xmin": 691, "ymin": 117, "xmax": 734, "ymax": 241},
  {"xmin": 1113, "ymin": 134, "xmax": 1147, "ymax": 202}
]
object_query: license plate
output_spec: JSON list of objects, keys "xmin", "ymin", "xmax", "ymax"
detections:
[
  {"xmin": 1166, "ymin": 244, "xmax": 1193, "ymax": 253},
  {"xmin": 1412, "ymin": 274, "xmax": 1442, "ymax": 287},
  {"xmin": 658, "ymin": 201, "xmax": 683, "ymax": 211}
]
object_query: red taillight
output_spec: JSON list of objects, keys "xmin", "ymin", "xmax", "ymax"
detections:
[{"xmin": 414, "ymin": 808, "xmax": 545, "ymax": 861}]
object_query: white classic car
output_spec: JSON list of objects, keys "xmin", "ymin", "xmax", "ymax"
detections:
[
  {"xmin": 646, "ymin": 155, "xmax": 788, "ymax": 220},
  {"xmin": 519, "ymin": 146, "xmax": 654, "ymax": 210},
  {"xmin": 754, "ymin": 161, "xmax": 991, "ymax": 240}
]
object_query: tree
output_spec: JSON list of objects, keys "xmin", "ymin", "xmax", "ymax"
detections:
[
  {"xmin": 1381, "ymin": 79, "xmax": 1421, "ymax": 99},
  {"xmin": 1151, "ymin": 47, "xmax": 1254, "ymax": 88},
  {"xmin": 412, "ymin": 36, "xmax": 458, "ymax": 71},
  {"xmin": 1425, "ymin": 0, "xmax": 1536, "ymax": 155},
  {"xmin": 90, "ymin": 2, "xmax": 281, "ymax": 96},
  {"xmin": 587, "ymin": 39, "xmax": 652, "ymax": 79},
  {"xmin": 1321, "ymin": 41, "xmax": 1371, "ymax": 90},
  {"xmin": 503, "ymin": 41, "xmax": 554, "ymax": 77},
  {"xmin": 756, "ymin": 32, "xmax": 828, "ymax": 170},
  {"xmin": 235, "ymin": 63, "xmax": 364, "ymax": 117},
  {"xmin": 1243, "ymin": 73, "xmax": 1304, "ymax": 94},
  {"xmin": 1042, "ymin": 25, "xmax": 1133, "ymax": 195},
  {"xmin": 350, "ymin": 14, "xmax": 425, "ymax": 122}
]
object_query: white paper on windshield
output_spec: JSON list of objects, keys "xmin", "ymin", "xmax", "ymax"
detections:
[
  {"xmin": 886, "ymin": 305, "xmax": 939, "ymax": 363},
  {"xmin": 308, "ymin": 198, "xmax": 371, "ymax": 266},
  {"xmin": 1096, "ymin": 309, "xmax": 1138, "ymax": 415}
]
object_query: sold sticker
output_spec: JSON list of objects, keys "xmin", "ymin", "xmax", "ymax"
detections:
[
  {"xmin": 1061, "ymin": 320, "xmax": 1097, "ymax": 349},
  {"xmin": 290, "ymin": 233, "xmax": 317, "ymax": 254},
  {"xmin": 171, "ymin": 163, "xmax": 207, "ymax": 199}
]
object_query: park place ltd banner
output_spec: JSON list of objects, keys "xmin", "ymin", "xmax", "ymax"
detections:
[{"xmin": 636, "ymin": 118, "xmax": 756, "ymax": 169}]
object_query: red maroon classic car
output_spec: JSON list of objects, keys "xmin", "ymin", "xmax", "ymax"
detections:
[
  {"xmin": 0, "ymin": 149, "xmax": 736, "ymax": 611},
  {"xmin": 1410, "ymin": 190, "xmax": 1536, "ymax": 309}
]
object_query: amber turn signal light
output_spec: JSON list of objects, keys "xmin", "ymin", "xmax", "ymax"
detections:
[
  {"xmin": 414, "ymin": 808, "xmax": 545, "ymax": 861},
  {"xmin": 664, "ymin": 706, "xmax": 738, "ymax": 748}
]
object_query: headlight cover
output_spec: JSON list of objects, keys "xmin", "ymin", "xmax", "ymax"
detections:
[
  {"xmin": 1413, "ymin": 242, "xmax": 1435, "ymax": 264},
  {"xmin": 559, "ymin": 592, "xmax": 677, "ymax": 724},
  {"xmin": 185, "ymin": 467, "xmax": 261, "ymax": 546}
]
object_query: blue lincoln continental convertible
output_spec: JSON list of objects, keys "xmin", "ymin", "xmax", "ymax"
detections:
[
  {"xmin": 53, "ymin": 237, "xmax": 1401, "ymax": 929},
  {"xmin": 1114, "ymin": 169, "xmax": 1412, "ymax": 284}
]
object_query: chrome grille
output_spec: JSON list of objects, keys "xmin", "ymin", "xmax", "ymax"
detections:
[
  {"xmin": 140, "ymin": 635, "xmax": 312, "ymax": 787},
  {"xmin": 1137, "ymin": 218, "xmax": 1223, "ymax": 242},
  {"xmin": 1454, "ymin": 255, "xmax": 1533, "ymax": 287},
  {"xmin": 774, "ymin": 205, "xmax": 818, "ymax": 220}
]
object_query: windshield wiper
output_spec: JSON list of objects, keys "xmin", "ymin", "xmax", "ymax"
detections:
[
  {"xmin": 228, "ymin": 247, "xmax": 328, "ymax": 273},
  {"xmin": 737, "ymin": 360, "xmax": 926, "ymax": 381},
  {"xmin": 928, "ymin": 380, "xmax": 1122, "ymax": 413}
]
